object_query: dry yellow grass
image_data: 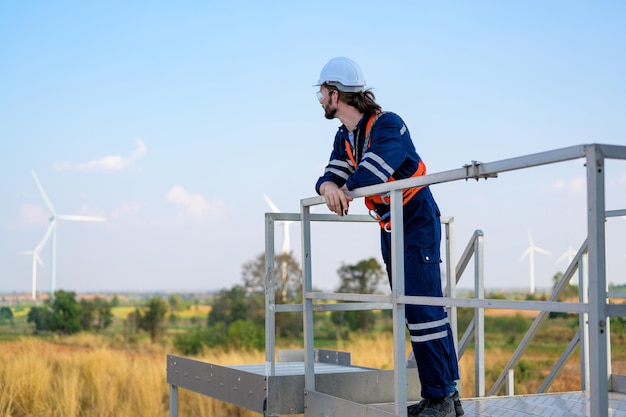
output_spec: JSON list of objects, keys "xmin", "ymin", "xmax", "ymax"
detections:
[
  {"xmin": 0, "ymin": 335, "xmax": 270, "ymax": 417},
  {"xmin": 0, "ymin": 332, "xmax": 591, "ymax": 417}
]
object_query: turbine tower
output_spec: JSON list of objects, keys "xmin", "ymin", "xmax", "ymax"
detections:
[
  {"xmin": 557, "ymin": 243, "xmax": 578, "ymax": 285},
  {"xmin": 263, "ymin": 194, "xmax": 291, "ymax": 255},
  {"xmin": 519, "ymin": 230, "xmax": 551, "ymax": 294},
  {"xmin": 19, "ymin": 243, "xmax": 45, "ymax": 301},
  {"xmin": 263, "ymin": 195, "xmax": 292, "ymax": 300},
  {"xmin": 32, "ymin": 170, "xmax": 106, "ymax": 298}
]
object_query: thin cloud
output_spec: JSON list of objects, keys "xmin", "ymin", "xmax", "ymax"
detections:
[
  {"xmin": 111, "ymin": 201, "xmax": 143, "ymax": 219},
  {"xmin": 18, "ymin": 204, "xmax": 49, "ymax": 227},
  {"xmin": 552, "ymin": 176, "xmax": 586, "ymax": 195},
  {"xmin": 53, "ymin": 138, "xmax": 147, "ymax": 173},
  {"xmin": 165, "ymin": 185, "xmax": 227, "ymax": 224}
]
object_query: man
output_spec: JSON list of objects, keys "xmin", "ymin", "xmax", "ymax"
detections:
[{"xmin": 313, "ymin": 57, "xmax": 464, "ymax": 417}]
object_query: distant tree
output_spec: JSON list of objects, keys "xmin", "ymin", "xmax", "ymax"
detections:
[
  {"xmin": 0, "ymin": 306, "xmax": 13, "ymax": 321},
  {"xmin": 168, "ymin": 312, "xmax": 178, "ymax": 325},
  {"xmin": 240, "ymin": 252, "xmax": 303, "ymax": 337},
  {"xmin": 27, "ymin": 306, "xmax": 51, "ymax": 332},
  {"xmin": 550, "ymin": 272, "xmax": 579, "ymax": 318},
  {"xmin": 48, "ymin": 290, "xmax": 83, "ymax": 334},
  {"xmin": 136, "ymin": 296, "xmax": 169, "ymax": 342},
  {"xmin": 331, "ymin": 258, "xmax": 386, "ymax": 332},
  {"xmin": 208, "ymin": 286, "xmax": 249, "ymax": 327},
  {"xmin": 552, "ymin": 271, "xmax": 579, "ymax": 300},
  {"xmin": 110, "ymin": 295, "xmax": 120, "ymax": 307},
  {"xmin": 228, "ymin": 319, "xmax": 264, "ymax": 350},
  {"xmin": 336, "ymin": 258, "xmax": 385, "ymax": 294},
  {"xmin": 124, "ymin": 310, "xmax": 139, "ymax": 342},
  {"xmin": 80, "ymin": 297, "xmax": 113, "ymax": 331},
  {"xmin": 169, "ymin": 294, "xmax": 182, "ymax": 312},
  {"xmin": 174, "ymin": 326, "xmax": 209, "ymax": 355},
  {"xmin": 80, "ymin": 299, "xmax": 95, "ymax": 331},
  {"xmin": 241, "ymin": 252, "xmax": 302, "ymax": 304}
]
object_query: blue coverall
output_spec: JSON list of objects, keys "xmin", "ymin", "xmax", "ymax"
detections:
[{"xmin": 315, "ymin": 111, "xmax": 460, "ymax": 399}]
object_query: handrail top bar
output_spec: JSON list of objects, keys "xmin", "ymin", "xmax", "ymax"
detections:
[
  {"xmin": 606, "ymin": 209, "xmax": 626, "ymax": 218},
  {"xmin": 301, "ymin": 143, "xmax": 625, "ymax": 207},
  {"xmin": 264, "ymin": 211, "xmax": 455, "ymax": 225}
]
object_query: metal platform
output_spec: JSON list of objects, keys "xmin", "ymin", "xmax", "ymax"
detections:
[
  {"xmin": 167, "ymin": 349, "xmax": 422, "ymax": 416},
  {"xmin": 457, "ymin": 392, "xmax": 626, "ymax": 417},
  {"xmin": 366, "ymin": 391, "xmax": 626, "ymax": 417}
]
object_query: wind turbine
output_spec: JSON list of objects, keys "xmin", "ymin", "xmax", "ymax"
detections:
[
  {"xmin": 557, "ymin": 243, "xmax": 577, "ymax": 266},
  {"xmin": 519, "ymin": 230, "xmax": 551, "ymax": 294},
  {"xmin": 19, "ymin": 242, "xmax": 46, "ymax": 301},
  {"xmin": 32, "ymin": 170, "xmax": 106, "ymax": 298},
  {"xmin": 263, "ymin": 195, "xmax": 292, "ymax": 300},
  {"xmin": 263, "ymin": 195, "xmax": 292, "ymax": 255}
]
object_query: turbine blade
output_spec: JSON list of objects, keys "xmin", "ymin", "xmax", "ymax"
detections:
[
  {"xmin": 519, "ymin": 248, "xmax": 530, "ymax": 260},
  {"xmin": 35, "ymin": 253, "xmax": 45, "ymax": 268},
  {"xmin": 31, "ymin": 170, "xmax": 57, "ymax": 215},
  {"xmin": 35, "ymin": 221, "xmax": 55, "ymax": 253},
  {"xmin": 56, "ymin": 214, "xmax": 106, "ymax": 222},
  {"xmin": 263, "ymin": 194, "xmax": 280, "ymax": 213},
  {"xmin": 535, "ymin": 247, "xmax": 551, "ymax": 256}
]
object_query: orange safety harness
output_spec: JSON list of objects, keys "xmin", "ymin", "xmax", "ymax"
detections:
[{"xmin": 344, "ymin": 111, "xmax": 427, "ymax": 231}]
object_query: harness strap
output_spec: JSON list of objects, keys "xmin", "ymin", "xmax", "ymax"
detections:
[{"xmin": 344, "ymin": 112, "xmax": 427, "ymax": 230}]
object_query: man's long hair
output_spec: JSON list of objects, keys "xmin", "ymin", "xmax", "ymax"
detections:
[{"xmin": 325, "ymin": 83, "xmax": 382, "ymax": 114}]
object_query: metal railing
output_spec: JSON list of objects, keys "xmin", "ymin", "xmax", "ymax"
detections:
[
  {"xmin": 264, "ymin": 211, "xmax": 488, "ymax": 414},
  {"xmin": 167, "ymin": 144, "xmax": 625, "ymax": 417},
  {"xmin": 298, "ymin": 143, "xmax": 626, "ymax": 417}
]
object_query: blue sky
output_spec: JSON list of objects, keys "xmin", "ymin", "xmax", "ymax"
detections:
[{"xmin": 1, "ymin": 1, "xmax": 625, "ymax": 295}]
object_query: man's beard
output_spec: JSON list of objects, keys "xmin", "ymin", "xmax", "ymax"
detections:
[{"xmin": 324, "ymin": 105, "xmax": 337, "ymax": 120}]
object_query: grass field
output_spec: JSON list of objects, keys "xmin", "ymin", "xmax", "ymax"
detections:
[{"xmin": 2, "ymin": 304, "xmax": 626, "ymax": 416}]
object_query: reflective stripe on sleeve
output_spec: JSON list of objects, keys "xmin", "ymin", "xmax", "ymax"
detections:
[{"xmin": 363, "ymin": 151, "xmax": 394, "ymax": 178}]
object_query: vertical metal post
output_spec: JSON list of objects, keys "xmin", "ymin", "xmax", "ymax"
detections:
[
  {"xmin": 169, "ymin": 385, "xmax": 178, "ymax": 417},
  {"xmin": 51, "ymin": 226, "xmax": 57, "ymax": 299},
  {"xmin": 390, "ymin": 190, "xmax": 407, "ymax": 417},
  {"xmin": 474, "ymin": 233, "xmax": 485, "ymax": 397},
  {"xmin": 301, "ymin": 204, "xmax": 315, "ymax": 392},
  {"xmin": 606, "ymin": 282, "xmax": 613, "ymax": 379},
  {"xmin": 445, "ymin": 218, "xmax": 459, "ymax": 350},
  {"xmin": 579, "ymin": 253, "xmax": 590, "ymax": 391},
  {"xmin": 264, "ymin": 213, "xmax": 276, "ymax": 377},
  {"xmin": 586, "ymin": 144, "xmax": 609, "ymax": 417},
  {"xmin": 505, "ymin": 369, "xmax": 515, "ymax": 396}
]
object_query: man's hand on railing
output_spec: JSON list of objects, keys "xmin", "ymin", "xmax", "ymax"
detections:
[{"xmin": 319, "ymin": 181, "xmax": 353, "ymax": 216}]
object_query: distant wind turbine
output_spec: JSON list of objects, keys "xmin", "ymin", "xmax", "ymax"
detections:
[
  {"xmin": 263, "ymin": 195, "xmax": 292, "ymax": 300},
  {"xmin": 519, "ymin": 230, "xmax": 551, "ymax": 294},
  {"xmin": 32, "ymin": 170, "xmax": 106, "ymax": 298},
  {"xmin": 557, "ymin": 244, "xmax": 577, "ymax": 266},
  {"xmin": 263, "ymin": 195, "xmax": 292, "ymax": 256},
  {"xmin": 19, "ymin": 242, "xmax": 46, "ymax": 301}
]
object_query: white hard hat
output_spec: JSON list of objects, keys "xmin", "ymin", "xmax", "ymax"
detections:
[{"xmin": 314, "ymin": 57, "xmax": 366, "ymax": 92}]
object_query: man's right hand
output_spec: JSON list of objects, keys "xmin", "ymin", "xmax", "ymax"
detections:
[{"xmin": 319, "ymin": 182, "xmax": 353, "ymax": 216}]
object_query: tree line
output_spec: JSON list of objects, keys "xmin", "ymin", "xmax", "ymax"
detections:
[{"xmin": 11, "ymin": 253, "xmax": 387, "ymax": 355}]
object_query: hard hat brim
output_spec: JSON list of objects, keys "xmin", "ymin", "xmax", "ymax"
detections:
[{"xmin": 312, "ymin": 81, "xmax": 365, "ymax": 93}]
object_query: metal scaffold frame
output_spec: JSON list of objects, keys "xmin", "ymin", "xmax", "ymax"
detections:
[
  {"xmin": 167, "ymin": 143, "xmax": 626, "ymax": 417},
  {"xmin": 299, "ymin": 143, "xmax": 626, "ymax": 417}
]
